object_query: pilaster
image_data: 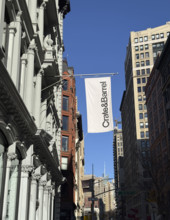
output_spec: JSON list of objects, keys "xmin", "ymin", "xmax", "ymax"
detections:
[
  {"xmin": 43, "ymin": 180, "xmax": 52, "ymax": 220},
  {"xmin": 2, "ymin": 152, "xmax": 17, "ymax": 220},
  {"xmin": 18, "ymin": 145, "xmax": 34, "ymax": 220},
  {"xmin": 28, "ymin": 0, "xmax": 38, "ymax": 32},
  {"xmin": 6, "ymin": 23, "xmax": 16, "ymax": 75},
  {"xmin": 24, "ymin": 41, "xmax": 36, "ymax": 115},
  {"xmin": 18, "ymin": 165, "xmax": 33, "ymax": 220},
  {"xmin": 11, "ymin": 12, "xmax": 22, "ymax": 89},
  {"xmin": 28, "ymin": 167, "xmax": 41, "ymax": 220},
  {"xmin": 40, "ymin": 99, "xmax": 47, "ymax": 129},
  {"xmin": 20, "ymin": 54, "xmax": 27, "ymax": 99},
  {"xmin": 34, "ymin": 69, "xmax": 44, "ymax": 127},
  {"xmin": 36, "ymin": 173, "xmax": 47, "ymax": 220},
  {"xmin": 0, "ymin": 0, "xmax": 5, "ymax": 58},
  {"xmin": 38, "ymin": 1, "xmax": 47, "ymax": 46}
]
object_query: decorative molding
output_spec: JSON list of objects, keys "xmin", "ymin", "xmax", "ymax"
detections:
[
  {"xmin": 21, "ymin": 165, "xmax": 33, "ymax": 173},
  {"xmin": 7, "ymin": 152, "xmax": 17, "ymax": 160},
  {"xmin": 32, "ymin": 173, "xmax": 41, "ymax": 181}
]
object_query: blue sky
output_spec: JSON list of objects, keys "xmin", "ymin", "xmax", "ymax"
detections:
[{"xmin": 63, "ymin": 0, "xmax": 170, "ymax": 178}]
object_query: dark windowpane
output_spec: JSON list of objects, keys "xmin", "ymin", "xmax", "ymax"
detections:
[
  {"xmin": 62, "ymin": 136, "xmax": 69, "ymax": 151},
  {"xmin": 142, "ymin": 69, "xmax": 145, "ymax": 75},
  {"xmin": 63, "ymin": 96, "xmax": 69, "ymax": 111},
  {"xmin": 62, "ymin": 80, "xmax": 68, "ymax": 91},
  {"xmin": 62, "ymin": 116, "xmax": 68, "ymax": 131}
]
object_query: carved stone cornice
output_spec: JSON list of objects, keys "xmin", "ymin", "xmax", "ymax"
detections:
[
  {"xmin": 0, "ymin": 60, "xmax": 37, "ymax": 144},
  {"xmin": 21, "ymin": 165, "xmax": 33, "ymax": 173},
  {"xmin": 32, "ymin": 173, "xmax": 41, "ymax": 181},
  {"xmin": 39, "ymin": 180, "xmax": 47, "ymax": 186},
  {"xmin": 7, "ymin": 152, "xmax": 17, "ymax": 161}
]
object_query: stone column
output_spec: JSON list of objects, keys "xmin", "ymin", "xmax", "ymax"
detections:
[
  {"xmin": 34, "ymin": 69, "xmax": 43, "ymax": 128},
  {"xmin": 19, "ymin": 54, "xmax": 27, "ymax": 99},
  {"xmin": 28, "ymin": 0, "xmax": 37, "ymax": 32},
  {"xmin": 17, "ymin": 166, "xmax": 33, "ymax": 220},
  {"xmin": 0, "ymin": 0, "xmax": 5, "ymax": 55},
  {"xmin": 24, "ymin": 42, "xmax": 35, "ymax": 115},
  {"xmin": 50, "ymin": 189, "xmax": 55, "ymax": 220},
  {"xmin": 18, "ymin": 145, "xmax": 34, "ymax": 220},
  {"xmin": 6, "ymin": 23, "xmax": 16, "ymax": 75},
  {"xmin": 43, "ymin": 180, "xmax": 51, "ymax": 220},
  {"xmin": 38, "ymin": 2, "xmax": 46, "ymax": 46},
  {"xmin": 36, "ymin": 174, "xmax": 47, "ymax": 220},
  {"xmin": 11, "ymin": 12, "xmax": 22, "ymax": 89},
  {"xmin": 43, "ymin": 187, "xmax": 49, "ymax": 220},
  {"xmin": 46, "ymin": 113, "xmax": 52, "ymax": 135},
  {"xmin": 40, "ymin": 99, "xmax": 47, "ymax": 129},
  {"xmin": 28, "ymin": 168, "xmax": 41, "ymax": 220},
  {"xmin": 2, "ymin": 152, "xmax": 17, "ymax": 220}
]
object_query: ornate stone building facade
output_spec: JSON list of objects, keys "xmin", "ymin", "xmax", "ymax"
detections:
[{"xmin": 0, "ymin": 0, "xmax": 70, "ymax": 219}]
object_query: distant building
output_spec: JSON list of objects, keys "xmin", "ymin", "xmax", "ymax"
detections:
[
  {"xmin": 120, "ymin": 22, "xmax": 170, "ymax": 219},
  {"xmin": 113, "ymin": 126, "xmax": 125, "ymax": 219},
  {"xmin": 82, "ymin": 175, "xmax": 116, "ymax": 220},
  {"xmin": 60, "ymin": 59, "xmax": 77, "ymax": 219}
]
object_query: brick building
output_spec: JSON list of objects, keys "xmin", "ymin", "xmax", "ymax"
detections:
[{"xmin": 60, "ymin": 59, "xmax": 77, "ymax": 219}]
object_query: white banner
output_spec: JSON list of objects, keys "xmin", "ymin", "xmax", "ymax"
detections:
[{"xmin": 85, "ymin": 77, "xmax": 113, "ymax": 133}]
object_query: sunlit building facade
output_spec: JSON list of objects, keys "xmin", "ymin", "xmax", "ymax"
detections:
[
  {"xmin": 120, "ymin": 22, "xmax": 170, "ymax": 219},
  {"xmin": 0, "ymin": 0, "xmax": 70, "ymax": 219}
]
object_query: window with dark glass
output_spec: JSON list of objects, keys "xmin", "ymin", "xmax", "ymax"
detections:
[
  {"xmin": 136, "ymin": 70, "xmax": 140, "ymax": 76},
  {"xmin": 142, "ymin": 78, "xmax": 146, "ymax": 83},
  {"xmin": 145, "ymin": 44, "xmax": 149, "ymax": 50},
  {"xmin": 143, "ymin": 86, "xmax": 146, "ymax": 92},
  {"xmin": 138, "ymin": 95, "xmax": 142, "ymax": 101},
  {"xmin": 62, "ymin": 116, "xmax": 68, "ymax": 131},
  {"xmin": 146, "ymin": 131, "xmax": 149, "ymax": 137},
  {"xmin": 146, "ymin": 60, "xmax": 150, "ymax": 66},
  {"xmin": 134, "ymin": 38, "xmax": 138, "ymax": 43},
  {"xmin": 141, "ymin": 61, "xmax": 145, "ymax": 67},
  {"xmin": 139, "ymin": 104, "xmax": 143, "ymax": 110},
  {"xmin": 144, "ymin": 36, "xmax": 148, "ymax": 42},
  {"xmin": 62, "ymin": 136, "xmax": 69, "ymax": 151},
  {"xmin": 63, "ymin": 96, "xmax": 69, "ymax": 111},
  {"xmin": 146, "ymin": 68, "xmax": 150, "ymax": 74},
  {"xmin": 160, "ymin": 33, "xmax": 164, "ymax": 38},
  {"xmin": 139, "ymin": 37, "xmax": 143, "ymax": 42},
  {"xmin": 139, "ymin": 113, "xmax": 143, "ymax": 119},
  {"xmin": 138, "ymin": 87, "xmax": 141, "ymax": 93},
  {"xmin": 136, "ymin": 62, "xmax": 140, "ymax": 67},
  {"xmin": 140, "ymin": 45, "xmax": 143, "ymax": 51},
  {"xmin": 145, "ymin": 52, "xmax": 149, "ymax": 58},
  {"xmin": 156, "ymin": 34, "xmax": 159, "ymax": 39},
  {"xmin": 62, "ymin": 79, "xmax": 68, "ymax": 91},
  {"xmin": 140, "ymin": 53, "xmax": 144, "ymax": 59},
  {"xmin": 137, "ymin": 78, "xmax": 141, "ymax": 84},
  {"xmin": 136, "ymin": 54, "xmax": 139, "ymax": 59},
  {"xmin": 140, "ymin": 132, "xmax": 144, "ymax": 138},
  {"xmin": 135, "ymin": 46, "xmax": 139, "ymax": 51},
  {"xmin": 140, "ymin": 122, "xmax": 144, "ymax": 128},
  {"xmin": 141, "ymin": 69, "xmax": 145, "ymax": 75}
]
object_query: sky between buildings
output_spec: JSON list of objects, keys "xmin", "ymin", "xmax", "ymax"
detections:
[{"xmin": 63, "ymin": 0, "xmax": 170, "ymax": 178}]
